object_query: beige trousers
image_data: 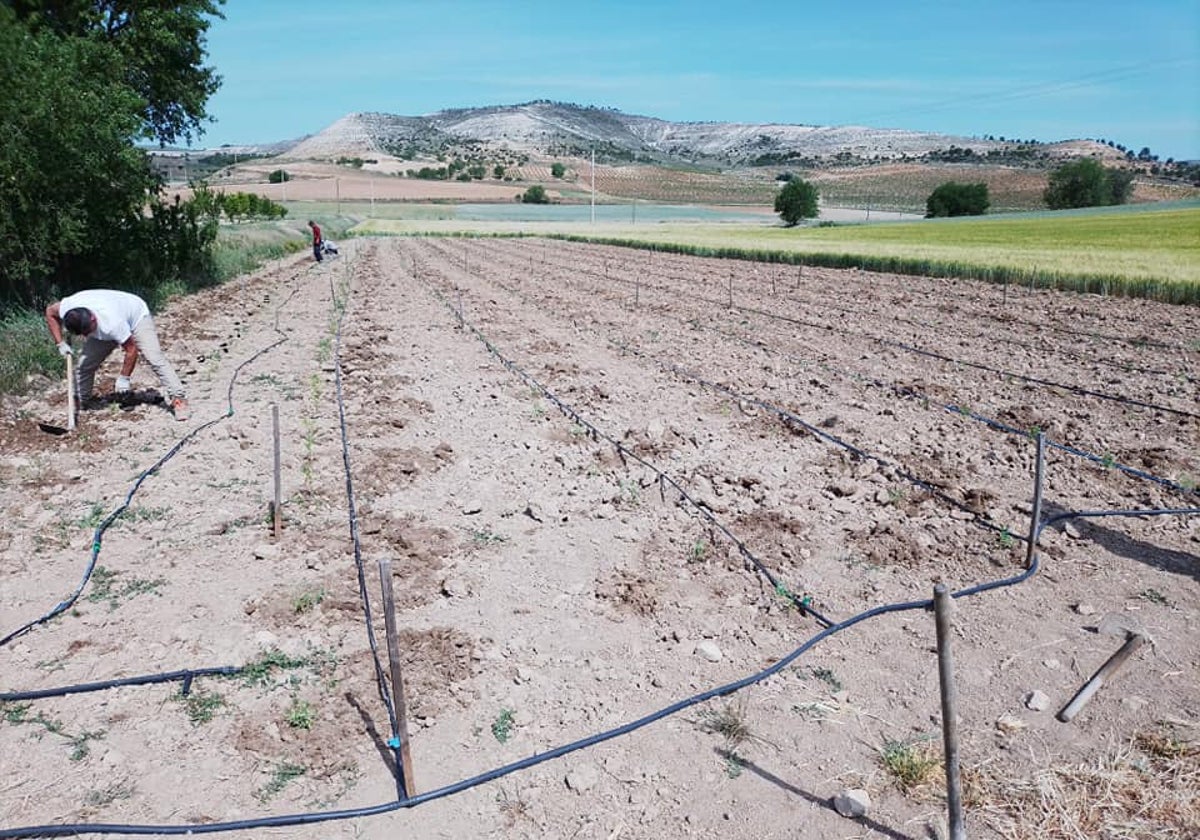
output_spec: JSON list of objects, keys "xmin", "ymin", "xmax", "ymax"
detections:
[{"xmin": 76, "ymin": 315, "xmax": 186, "ymax": 400}]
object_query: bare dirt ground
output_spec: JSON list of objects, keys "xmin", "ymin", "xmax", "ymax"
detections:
[{"xmin": 1, "ymin": 237, "xmax": 1197, "ymax": 839}]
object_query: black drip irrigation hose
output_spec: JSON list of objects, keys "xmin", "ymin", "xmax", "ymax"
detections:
[
  {"xmin": 422, "ymin": 271, "xmax": 833, "ymax": 627},
  {"xmin": 326, "ymin": 262, "xmax": 405, "ymax": 783},
  {"xmin": 436, "ymin": 238, "xmax": 1197, "ymax": 497},
  {"xmin": 2, "ymin": 256, "xmax": 1194, "ymax": 839}
]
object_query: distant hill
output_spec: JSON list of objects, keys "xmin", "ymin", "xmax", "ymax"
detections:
[{"xmin": 275, "ymin": 101, "xmax": 1120, "ymax": 167}]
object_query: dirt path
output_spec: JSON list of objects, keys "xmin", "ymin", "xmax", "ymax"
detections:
[{"xmin": 1, "ymin": 238, "xmax": 1196, "ymax": 839}]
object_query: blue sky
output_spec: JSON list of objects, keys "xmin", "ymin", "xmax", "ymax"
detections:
[{"xmin": 200, "ymin": 1, "xmax": 1200, "ymax": 161}]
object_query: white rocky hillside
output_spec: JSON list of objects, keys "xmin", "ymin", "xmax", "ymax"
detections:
[{"xmin": 278, "ymin": 101, "xmax": 1023, "ymax": 164}]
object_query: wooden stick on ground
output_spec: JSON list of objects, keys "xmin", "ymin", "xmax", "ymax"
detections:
[{"xmin": 1057, "ymin": 633, "xmax": 1148, "ymax": 723}]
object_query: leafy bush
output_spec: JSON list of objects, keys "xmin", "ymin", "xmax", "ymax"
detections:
[
  {"xmin": 774, "ymin": 178, "xmax": 819, "ymax": 226},
  {"xmin": 1044, "ymin": 158, "xmax": 1132, "ymax": 209},
  {"xmin": 926, "ymin": 182, "xmax": 990, "ymax": 217},
  {"xmin": 520, "ymin": 185, "xmax": 550, "ymax": 204},
  {"xmin": 551, "ymin": 162, "xmax": 566, "ymax": 178},
  {"xmin": 267, "ymin": 169, "xmax": 290, "ymax": 184}
]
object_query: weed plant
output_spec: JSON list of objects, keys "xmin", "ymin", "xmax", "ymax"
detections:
[
  {"xmin": 177, "ymin": 687, "xmax": 227, "ymax": 725},
  {"xmin": 491, "ymin": 708, "xmax": 515, "ymax": 743}
]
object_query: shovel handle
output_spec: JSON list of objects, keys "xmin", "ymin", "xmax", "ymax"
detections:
[{"xmin": 66, "ymin": 352, "xmax": 76, "ymax": 431}]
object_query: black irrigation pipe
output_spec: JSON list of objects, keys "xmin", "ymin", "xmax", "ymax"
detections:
[
  {"xmin": 417, "ymin": 259, "xmax": 834, "ymax": 627},
  {"xmin": 327, "ymin": 256, "xmax": 404, "ymax": 772},
  {"xmin": 8, "ymin": 506, "xmax": 1200, "ymax": 835},
  {"xmin": 3, "ymin": 250, "xmax": 1195, "ymax": 839}
]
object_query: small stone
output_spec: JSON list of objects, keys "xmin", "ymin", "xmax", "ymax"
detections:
[
  {"xmin": 252, "ymin": 543, "xmax": 280, "ymax": 560},
  {"xmin": 695, "ymin": 641, "xmax": 723, "ymax": 662},
  {"xmin": 996, "ymin": 714, "xmax": 1027, "ymax": 733},
  {"xmin": 441, "ymin": 577, "xmax": 469, "ymax": 598},
  {"xmin": 565, "ymin": 763, "xmax": 600, "ymax": 793},
  {"xmin": 1025, "ymin": 690, "xmax": 1051, "ymax": 712},
  {"xmin": 1074, "ymin": 603, "xmax": 1096, "ymax": 616},
  {"xmin": 462, "ymin": 500, "xmax": 483, "ymax": 515},
  {"xmin": 1043, "ymin": 658, "xmax": 1062, "ymax": 670},
  {"xmin": 1064, "ymin": 521, "xmax": 1082, "ymax": 539},
  {"xmin": 832, "ymin": 788, "xmax": 870, "ymax": 818}
]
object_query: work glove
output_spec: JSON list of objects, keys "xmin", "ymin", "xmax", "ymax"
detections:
[
  {"xmin": 115, "ymin": 375, "xmax": 131, "ymax": 393},
  {"xmin": 57, "ymin": 341, "xmax": 73, "ymax": 357}
]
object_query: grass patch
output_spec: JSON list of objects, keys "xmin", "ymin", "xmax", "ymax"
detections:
[
  {"xmin": 974, "ymin": 729, "xmax": 1199, "ymax": 838},
  {"xmin": 238, "ymin": 648, "xmax": 311, "ymax": 688},
  {"xmin": 256, "ymin": 761, "xmax": 306, "ymax": 803},
  {"xmin": 177, "ymin": 687, "xmax": 226, "ymax": 725},
  {"xmin": 0, "ymin": 310, "xmax": 63, "ymax": 395},
  {"xmin": 491, "ymin": 708, "xmax": 515, "ymax": 743},
  {"xmin": 285, "ymin": 698, "xmax": 316, "ymax": 730},
  {"xmin": 292, "ymin": 587, "xmax": 326, "ymax": 614},
  {"xmin": 880, "ymin": 738, "xmax": 941, "ymax": 791},
  {"xmin": 86, "ymin": 566, "xmax": 167, "ymax": 611}
]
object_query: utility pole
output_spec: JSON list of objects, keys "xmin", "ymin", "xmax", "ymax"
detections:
[{"xmin": 590, "ymin": 147, "xmax": 595, "ymax": 225}]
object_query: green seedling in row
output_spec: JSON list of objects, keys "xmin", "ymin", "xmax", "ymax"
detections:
[
  {"xmin": 1101, "ymin": 453, "xmax": 1117, "ymax": 469},
  {"xmin": 1, "ymin": 701, "xmax": 31, "ymax": 724},
  {"xmin": 118, "ymin": 505, "xmax": 170, "ymax": 523},
  {"xmin": 880, "ymin": 738, "xmax": 941, "ymax": 791},
  {"xmin": 250, "ymin": 373, "xmax": 282, "ymax": 387},
  {"xmin": 84, "ymin": 782, "xmax": 135, "ymax": 808},
  {"xmin": 887, "ymin": 486, "xmax": 906, "ymax": 506},
  {"xmin": 1178, "ymin": 474, "xmax": 1197, "ymax": 493},
  {"xmin": 35, "ymin": 656, "xmax": 68, "ymax": 672},
  {"xmin": 86, "ymin": 566, "xmax": 167, "ymax": 611},
  {"xmin": 810, "ymin": 667, "xmax": 843, "ymax": 693},
  {"xmin": 285, "ymin": 699, "xmax": 316, "ymax": 730},
  {"xmin": 69, "ymin": 729, "xmax": 105, "ymax": 761},
  {"xmin": 256, "ymin": 761, "xmax": 307, "ymax": 803},
  {"xmin": 690, "ymin": 539, "xmax": 709, "ymax": 563},
  {"xmin": 491, "ymin": 708, "xmax": 515, "ymax": 743},
  {"xmin": 292, "ymin": 587, "xmax": 326, "ymax": 615},
  {"xmin": 470, "ymin": 528, "xmax": 507, "ymax": 546},
  {"xmin": 177, "ymin": 687, "xmax": 226, "ymax": 725},
  {"xmin": 1139, "ymin": 588, "xmax": 1170, "ymax": 607},
  {"xmin": 74, "ymin": 502, "xmax": 108, "ymax": 530},
  {"xmin": 998, "ymin": 527, "xmax": 1016, "ymax": 549},
  {"xmin": 316, "ymin": 337, "xmax": 333, "ymax": 364},
  {"xmin": 239, "ymin": 648, "xmax": 311, "ymax": 688},
  {"xmin": 724, "ymin": 752, "xmax": 746, "ymax": 779}
]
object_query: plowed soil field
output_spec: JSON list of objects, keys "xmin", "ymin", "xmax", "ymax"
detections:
[{"xmin": 2, "ymin": 237, "xmax": 1197, "ymax": 839}]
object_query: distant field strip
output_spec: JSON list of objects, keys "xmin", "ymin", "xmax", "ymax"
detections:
[{"xmin": 352, "ymin": 205, "xmax": 1199, "ymax": 303}]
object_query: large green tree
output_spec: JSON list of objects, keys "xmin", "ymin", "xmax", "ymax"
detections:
[
  {"xmin": 926, "ymin": 182, "xmax": 990, "ymax": 217},
  {"xmin": 1044, "ymin": 158, "xmax": 1134, "ymax": 210},
  {"xmin": 0, "ymin": 1, "xmax": 224, "ymax": 311},
  {"xmin": 8, "ymin": 0, "xmax": 225, "ymax": 145},
  {"xmin": 774, "ymin": 178, "xmax": 819, "ymax": 226}
]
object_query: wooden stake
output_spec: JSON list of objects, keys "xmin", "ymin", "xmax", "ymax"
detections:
[
  {"xmin": 934, "ymin": 584, "xmax": 966, "ymax": 840},
  {"xmin": 1026, "ymin": 432, "xmax": 1045, "ymax": 569},
  {"xmin": 378, "ymin": 556, "xmax": 416, "ymax": 797},
  {"xmin": 271, "ymin": 403, "xmax": 282, "ymax": 540},
  {"xmin": 1057, "ymin": 633, "xmax": 1147, "ymax": 723}
]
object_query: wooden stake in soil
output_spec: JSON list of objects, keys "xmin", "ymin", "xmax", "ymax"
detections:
[
  {"xmin": 1025, "ymin": 431, "xmax": 1045, "ymax": 569},
  {"xmin": 271, "ymin": 403, "xmax": 282, "ymax": 540},
  {"xmin": 377, "ymin": 556, "xmax": 417, "ymax": 798},
  {"xmin": 934, "ymin": 584, "xmax": 966, "ymax": 840}
]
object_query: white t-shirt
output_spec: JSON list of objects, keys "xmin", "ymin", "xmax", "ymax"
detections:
[{"xmin": 59, "ymin": 290, "xmax": 150, "ymax": 344}]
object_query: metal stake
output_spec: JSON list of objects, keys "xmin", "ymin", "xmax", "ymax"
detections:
[{"xmin": 271, "ymin": 404, "xmax": 282, "ymax": 540}]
